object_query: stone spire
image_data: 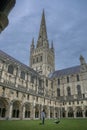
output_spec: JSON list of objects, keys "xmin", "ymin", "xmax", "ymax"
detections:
[{"xmin": 37, "ymin": 10, "xmax": 49, "ymax": 48}]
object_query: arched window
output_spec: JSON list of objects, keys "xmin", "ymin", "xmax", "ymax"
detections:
[
  {"xmin": 0, "ymin": 101, "xmax": 6, "ymax": 118},
  {"xmin": 77, "ymin": 75, "xmax": 80, "ymax": 81},
  {"xmin": 36, "ymin": 57, "xmax": 38, "ymax": 62},
  {"xmin": 39, "ymin": 79, "xmax": 42, "ymax": 87},
  {"xmin": 57, "ymin": 88, "xmax": 60, "ymax": 97},
  {"xmin": 40, "ymin": 56, "xmax": 43, "ymax": 61},
  {"xmin": 67, "ymin": 76, "xmax": 69, "ymax": 83},
  {"xmin": 30, "ymin": 75, "xmax": 34, "ymax": 83},
  {"xmin": 33, "ymin": 58, "xmax": 35, "ymax": 64},
  {"xmin": 12, "ymin": 101, "xmax": 20, "ymax": 118},
  {"xmin": 46, "ymin": 79, "xmax": 48, "ymax": 87},
  {"xmin": 67, "ymin": 87, "xmax": 71, "ymax": 96},
  {"xmin": 77, "ymin": 85, "xmax": 81, "ymax": 95},
  {"xmin": 20, "ymin": 71, "xmax": 25, "ymax": 80},
  {"xmin": 8, "ymin": 64, "xmax": 14, "ymax": 74}
]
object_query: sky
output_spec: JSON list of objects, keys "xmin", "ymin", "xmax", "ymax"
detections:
[{"xmin": 0, "ymin": 0, "xmax": 87, "ymax": 70}]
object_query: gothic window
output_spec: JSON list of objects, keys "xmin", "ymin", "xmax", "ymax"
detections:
[
  {"xmin": 33, "ymin": 58, "xmax": 35, "ymax": 64},
  {"xmin": 77, "ymin": 85, "xmax": 81, "ymax": 95},
  {"xmin": 20, "ymin": 71, "xmax": 25, "ymax": 80},
  {"xmin": 67, "ymin": 87, "xmax": 71, "ymax": 96},
  {"xmin": 36, "ymin": 57, "xmax": 38, "ymax": 62},
  {"xmin": 16, "ymin": 91, "xmax": 19, "ymax": 97},
  {"xmin": 57, "ymin": 88, "xmax": 60, "ymax": 97},
  {"xmin": 0, "ymin": 101, "xmax": 6, "ymax": 118},
  {"xmin": 27, "ymin": 94, "xmax": 29, "ymax": 100},
  {"xmin": 67, "ymin": 76, "xmax": 69, "ymax": 83},
  {"xmin": 40, "ymin": 56, "xmax": 43, "ymax": 62},
  {"xmin": 58, "ymin": 79, "xmax": 60, "ymax": 85},
  {"xmin": 12, "ymin": 102, "xmax": 20, "ymax": 118},
  {"xmin": 46, "ymin": 79, "xmax": 48, "ymax": 87},
  {"xmin": 30, "ymin": 75, "xmax": 34, "ymax": 83},
  {"xmin": 39, "ymin": 79, "xmax": 42, "ymax": 87},
  {"xmin": 25, "ymin": 110, "xmax": 30, "ymax": 118},
  {"xmin": 36, "ymin": 97, "xmax": 38, "ymax": 102},
  {"xmin": 8, "ymin": 64, "xmax": 14, "ymax": 74},
  {"xmin": 77, "ymin": 75, "xmax": 80, "ymax": 81}
]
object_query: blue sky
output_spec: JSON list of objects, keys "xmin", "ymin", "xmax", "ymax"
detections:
[{"xmin": 0, "ymin": 0, "xmax": 87, "ymax": 70}]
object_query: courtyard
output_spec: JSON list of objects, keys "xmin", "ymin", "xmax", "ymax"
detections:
[{"xmin": 0, "ymin": 119, "xmax": 87, "ymax": 130}]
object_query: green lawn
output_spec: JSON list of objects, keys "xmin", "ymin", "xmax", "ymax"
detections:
[{"xmin": 0, "ymin": 119, "xmax": 87, "ymax": 130}]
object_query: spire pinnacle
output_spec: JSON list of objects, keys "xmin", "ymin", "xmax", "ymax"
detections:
[
  {"xmin": 37, "ymin": 10, "xmax": 49, "ymax": 48},
  {"xmin": 80, "ymin": 55, "xmax": 86, "ymax": 65},
  {"xmin": 31, "ymin": 38, "xmax": 34, "ymax": 49}
]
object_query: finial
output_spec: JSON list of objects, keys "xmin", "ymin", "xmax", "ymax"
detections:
[
  {"xmin": 51, "ymin": 40, "xmax": 54, "ymax": 50},
  {"xmin": 80, "ymin": 55, "xmax": 86, "ymax": 65}
]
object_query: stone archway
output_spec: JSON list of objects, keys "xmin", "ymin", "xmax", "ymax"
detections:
[
  {"xmin": 84, "ymin": 107, "xmax": 87, "ymax": 117},
  {"xmin": 24, "ymin": 103, "xmax": 31, "ymax": 118},
  {"xmin": 68, "ymin": 107, "xmax": 74, "ymax": 117},
  {"xmin": 76, "ymin": 107, "xmax": 83, "ymax": 117},
  {"xmin": 12, "ymin": 100, "xmax": 21, "ymax": 118},
  {"xmin": 0, "ymin": 97, "xmax": 9, "ymax": 119}
]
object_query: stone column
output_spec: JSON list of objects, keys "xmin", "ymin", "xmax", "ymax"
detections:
[
  {"xmin": 30, "ymin": 103, "xmax": 35, "ymax": 119},
  {"xmin": 15, "ymin": 67, "xmax": 19, "ymax": 87},
  {"xmin": 58, "ymin": 108, "xmax": 61, "ymax": 118},
  {"xmin": 82, "ymin": 110, "xmax": 85, "ymax": 118},
  {"xmin": 53, "ymin": 107, "xmax": 55, "ymax": 118},
  {"xmin": 22, "ymin": 106, "xmax": 25, "ymax": 119},
  {"xmin": 47, "ymin": 106, "xmax": 50, "ymax": 119},
  {"xmin": 74, "ymin": 111, "xmax": 76, "ymax": 118},
  {"xmin": 39, "ymin": 104, "xmax": 43, "ymax": 119},
  {"xmin": 8, "ymin": 102, "xmax": 13, "ymax": 119},
  {"xmin": 65, "ymin": 111, "xmax": 68, "ymax": 118}
]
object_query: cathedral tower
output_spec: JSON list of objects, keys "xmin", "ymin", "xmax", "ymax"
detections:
[{"xmin": 30, "ymin": 10, "xmax": 55, "ymax": 76}]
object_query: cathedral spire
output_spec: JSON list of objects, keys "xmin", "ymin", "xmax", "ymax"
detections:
[
  {"xmin": 37, "ymin": 10, "xmax": 49, "ymax": 48},
  {"xmin": 31, "ymin": 38, "xmax": 35, "ymax": 50}
]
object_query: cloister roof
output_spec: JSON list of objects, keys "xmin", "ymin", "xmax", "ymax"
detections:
[
  {"xmin": 49, "ymin": 65, "xmax": 80, "ymax": 79},
  {"xmin": 0, "ymin": 50, "xmax": 39, "ymax": 75}
]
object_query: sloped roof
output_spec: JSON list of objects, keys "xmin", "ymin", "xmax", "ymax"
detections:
[
  {"xmin": 0, "ymin": 50, "xmax": 39, "ymax": 75},
  {"xmin": 49, "ymin": 65, "xmax": 80, "ymax": 79}
]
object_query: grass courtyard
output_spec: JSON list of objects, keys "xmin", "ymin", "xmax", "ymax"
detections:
[{"xmin": 0, "ymin": 118, "xmax": 87, "ymax": 130}]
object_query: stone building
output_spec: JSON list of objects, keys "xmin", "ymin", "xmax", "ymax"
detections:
[
  {"xmin": 0, "ymin": 10, "xmax": 87, "ymax": 120},
  {"xmin": 0, "ymin": 0, "xmax": 16, "ymax": 33}
]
